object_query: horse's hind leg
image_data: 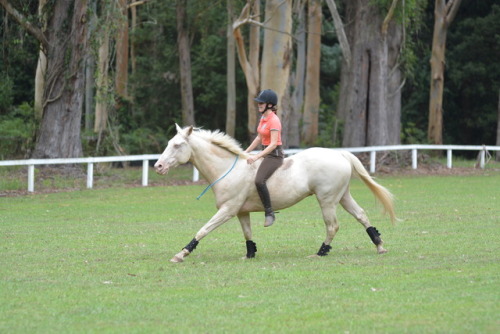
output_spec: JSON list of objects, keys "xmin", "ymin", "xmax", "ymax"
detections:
[
  {"xmin": 238, "ymin": 213, "xmax": 257, "ymax": 259},
  {"xmin": 340, "ymin": 190, "xmax": 387, "ymax": 254}
]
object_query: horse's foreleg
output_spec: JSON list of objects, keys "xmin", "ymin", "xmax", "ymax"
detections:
[
  {"xmin": 238, "ymin": 213, "xmax": 257, "ymax": 259},
  {"xmin": 170, "ymin": 207, "xmax": 235, "ymax": 263},
  {"xmin": 340, "ymin": 191, "xmax": 387, "ymax": 254},
  {"xmin": 313, "ymin": 200, "xmax": 339, "ymax": 257}
]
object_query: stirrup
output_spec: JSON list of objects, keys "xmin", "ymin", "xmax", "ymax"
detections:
[{"xmin": 264, "ymin": 211, "xmax": 275, "ymax": 227}]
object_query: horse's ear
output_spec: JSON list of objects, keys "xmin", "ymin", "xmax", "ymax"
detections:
[
  {"xmin": 175, "ymin": 123, "xmax": 182, "ymax": 133},
  {"xmin": 186, "ymin": 126, "xmax": 193, "ymax": 136}
]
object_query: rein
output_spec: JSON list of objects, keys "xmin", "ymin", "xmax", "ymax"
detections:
[{"xmin": 196, "ymin": 155, "xmax": 239, "ymax": 200}]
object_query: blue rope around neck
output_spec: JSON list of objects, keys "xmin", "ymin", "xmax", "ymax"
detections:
[{"xmin": 196, "ymin": 155, "xmax": 239, "ymax": 200}]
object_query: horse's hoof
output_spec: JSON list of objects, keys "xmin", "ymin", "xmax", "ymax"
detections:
[
  {"xmin": 377, "ymin": 248, "xmax": 388, "ymax": 254},
  {"xmin": 170, "ymin": 256, "xmax": 184, "ymax": 263},
  {"xmin": 307, "ymin": 254, "xmax": 321, "ymax": 258}
]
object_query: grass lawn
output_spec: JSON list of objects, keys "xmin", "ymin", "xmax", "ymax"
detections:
[{"xmin": 1, "ymin": 171, "xmax": 499, "ymax": 333}]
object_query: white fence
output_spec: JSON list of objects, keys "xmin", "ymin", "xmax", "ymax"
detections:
[{"xmin": 0, "ymin": 144, "xmax": 498, "ymax": 193}]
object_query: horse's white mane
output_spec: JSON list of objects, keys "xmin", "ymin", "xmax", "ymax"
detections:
[{"xmin": 192, "ymin": 128, "xmax": 248, "ymax": 157}]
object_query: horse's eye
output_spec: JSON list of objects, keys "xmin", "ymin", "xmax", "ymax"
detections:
[{"xmin": 173, "ymin": 143, "xmax": 181, "ymax": 149}]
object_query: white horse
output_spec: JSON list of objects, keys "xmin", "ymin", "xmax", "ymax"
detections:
[{"xmin": 155, "ymin": 125, "xmax": 395, "ymax": 263}]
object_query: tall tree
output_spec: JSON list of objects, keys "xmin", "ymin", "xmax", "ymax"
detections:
[
  {"xmin": 301, "ymin": 0, "xmax": 322, "ymax": 145},
  {"xmin": 94, "ymin": 0, "xmax": 114, "ymax": 137},
  {"xmin": 428, "ymin": 0, "xmax": 461, "ymax": 145},
  {"xmin": 233, "ymin": 0, "xmax": 261, "ymax": 139},
  {"xmin": 288, "ymin": 0, "xmax": 307, "ymax": 148},
  {"xmin": 34, "ymin": 0, "xmax": 47, "ymax": 121},
  {"xmin": 226, "ymin": 0, "xmax": 236, "ymax": 137},
  {"xmin": 115, "ymin": 0, "xmax": 129, "ymax": 99},
  {"xmin": 85, "ymin": 0, "xmax": 97, "ymax": 133},
  {"xmin": 335, "ymin": 0, "xmax": 404, "ymax": 147},
  {"xmin": 1, "ymin": 0, "xmax": 90, "ymax": 158},
  {"xmin": 260, "ymin": 0, "xmax": 293, "ymax": 144},
  {"xmin": 176, "ymin": 0, "xmax": 195, "ymax": 126}
]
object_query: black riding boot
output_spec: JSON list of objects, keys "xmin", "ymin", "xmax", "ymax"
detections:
[{"xmin": 255, "ymin": 182, "xmax": 275, "ymax": 227}]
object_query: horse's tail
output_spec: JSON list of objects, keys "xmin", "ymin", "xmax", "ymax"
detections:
[{"xmin": 341, "ymin": 151, "xmax": 396, "ymax": 224}]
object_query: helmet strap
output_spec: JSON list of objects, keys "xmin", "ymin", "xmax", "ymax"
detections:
[{"xmin": 259, "ymin": 103, "xmax": 276, "ymax": 114}]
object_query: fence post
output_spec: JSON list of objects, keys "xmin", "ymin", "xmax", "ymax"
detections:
[
  {"xmin": 193, "ymin": 166, "xmax": 199, "ymax": 182},
  {"xmin": 142, "ymin": 160, "xmax": 149, "ymax": 186},
  {"xmin": 87, "ymin": 163, "xmax": 94, "ymax": 189},
  {"xmin": 412, "ymin": 149, "xmax": 418, "ymax": 169},
  {"xmin": 480, "ymin": 148, "xmax": 485, "ymax": 169},
  {"xmin": 370, "ymin": 151, "xmax": 376, "ymax": 174},
  {"xmin": 28, "ymin": 165, "xmax": 35, "ymax": 192},
  {"xmin": 447, "ymin": 149, "xmax": 453, "ymax": 169}
]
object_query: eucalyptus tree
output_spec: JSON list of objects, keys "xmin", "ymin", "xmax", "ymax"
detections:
[
  {"xmin": 260, "ymin": 0, "xmax": 293, "ymax": 144},
  {"xmin": 1, "ymin": 0, "xmax": 90, "ymax": 159},
  {"xmin": 176, "ymin": 0, "xmax": 195, "ymax": 126},
  {"xmin": 331, "ymin": 0, "xmax": 426, "ymax": 147},
  {"xmin": 226, "ymin": 0, "xmax": 237, "ymax": 137},
  {"xmin": 233, "ymin": 0, "xmax": 261, "ymax": 139},
  {"xmin": 427, "ymin": 0, "xmax": 461, "ymax": 145},
  {"xmin": 234, "ymin": 0, "xmax": 294, "ymax": 142},
  {"xmin": 301, "ymin": 0, "xmax": 322, "ymax": 145}
]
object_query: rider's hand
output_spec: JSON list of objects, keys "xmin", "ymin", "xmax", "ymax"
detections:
[{"xmin": 247, "ymin": 156, "xmax": 257, "ymax": 164}]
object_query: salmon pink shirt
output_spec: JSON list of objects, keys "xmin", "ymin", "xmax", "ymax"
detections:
[{"xmin": 257, "ymin": 112, "xmax": 282, "ymax": 146}]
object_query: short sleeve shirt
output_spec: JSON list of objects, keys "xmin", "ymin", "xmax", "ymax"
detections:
[{"xmin": 257, "ymin": 112, "xmax": 282, "ymax": 146}]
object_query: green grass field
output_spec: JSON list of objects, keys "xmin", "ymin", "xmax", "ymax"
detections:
[{"xmin": 1, "ymin": 171, "xmax": 499, "ymax": 333}]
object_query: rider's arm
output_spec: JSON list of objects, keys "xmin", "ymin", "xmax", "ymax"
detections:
[{"xmin": 245, "ymin": 135, "xmax": 262, "ymax": 153}]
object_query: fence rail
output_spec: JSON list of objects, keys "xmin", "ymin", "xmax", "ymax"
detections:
[{"xmin": 1, "ymin": 145, "xmax": 498, "ymax": 193}]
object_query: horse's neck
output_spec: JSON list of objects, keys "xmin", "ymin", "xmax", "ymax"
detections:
[{"xmin": 190, "ymin": 139, "xmax": 236, "ymax": 183}]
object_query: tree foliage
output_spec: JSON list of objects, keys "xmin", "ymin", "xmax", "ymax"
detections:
[
  {"xmin": 402, "ymin": 0, "xmax": 499, "ymax": 148},
  {"xmin": 0, "ymin": 0, "xmax": 498, "ymax": 160}
]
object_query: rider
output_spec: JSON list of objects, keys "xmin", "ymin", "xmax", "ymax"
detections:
[{"xmin": 244, "ymin": 89, "xmax": 284, "ymax": 227}]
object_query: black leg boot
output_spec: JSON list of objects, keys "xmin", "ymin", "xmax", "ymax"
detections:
[{"xmin": 256, "ymin": 182, "xmax": 276, "ymax": 227}]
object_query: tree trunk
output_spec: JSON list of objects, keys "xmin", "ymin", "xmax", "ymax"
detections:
[
  {"xmin": 176, "ymin": 0, "xmax": 195, "ymax": 126},
  {"xmin": 386, "ymin": 21, "xmax": 403, "ymax": 144},
  {"xmin": 338, "ymin": 0, "xmax": 403, "ymax": 147},
  {"xmin": 85, "ymin": 51, "xmax": 95, "ymax": 133},
  {"xmin": 233, "ymin": 0, "xmax": 260, "ymax": 140},
  {"xmin": 288, "ymin": 0, "xmax": 307, "ymax": 148},
  {"xmin": 85, "ymin": 0, "xmax": 97, "ymax": 134},
  {"xmin": 34, "ymin": 0, "xmax": 47, "ymax": 121},
  {"xmin": 32, "ymin": 0, "xmax": 89, "ymax": 159},
  {"xmin": 115, "ymin": 0, "xmax": 129, "ymax": 99},
  {"xmin": 260, "ymin": 0, "xmax": 293, "ymax": 145},
  {"xmin": 95, "ymin": 28, "xmax": 110, "ymax": 134},
  {"xmin": 428, "ymin": 0, "xmax": 462, "ymax": 145},
  {"xmin": 34, "ymin": 50, "xmax": 47, "ymax": 121},
  {"xmin": 301, "ymin": 0, "xmax": 321, "ymax": 145},
  {"xmin": 247, "ymin": 0, "xmax": 260, "ymax": 139},
  {"xmin": 496, "ymin": 89, "xmax": 500, "ymax": 161},
  {"xmin": 130, "ymin": 5, "xmax": 137, "ymax": 76},
  {"xmin": 226, "ymin": 0, "xmax": 236, "ymax": 137},
  {"xmin": 325, "ymin": 0, "xmax": 351, "ymax": 68}
]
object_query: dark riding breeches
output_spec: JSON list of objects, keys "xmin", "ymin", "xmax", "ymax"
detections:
[{"xmin": 255, "ymin": 153, "xmax": 283, "ymax": 212}]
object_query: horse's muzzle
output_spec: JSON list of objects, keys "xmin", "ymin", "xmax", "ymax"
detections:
[{"xmin": 154, "ymin": 161, "xmax": 169, "ymax": 175}]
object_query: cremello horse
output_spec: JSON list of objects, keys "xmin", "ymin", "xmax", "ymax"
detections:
[{"xmin": 155, "ymin": 125, "xmax": 395, "ymax": 263}]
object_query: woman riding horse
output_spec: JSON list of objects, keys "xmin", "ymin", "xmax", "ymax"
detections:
[{"xmin": 244, "ymin": 89, "xmax": 284, "ymax": 227}]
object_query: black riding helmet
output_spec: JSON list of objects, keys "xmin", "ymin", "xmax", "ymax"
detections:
[{"xmin": 254, "ymin": 89, "xmax": 278, "ymax": 106}]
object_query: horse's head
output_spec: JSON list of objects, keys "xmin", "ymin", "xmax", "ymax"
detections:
[{"xmin": 154, "ymin": 124, "xmax": 193, "ymax": 175}]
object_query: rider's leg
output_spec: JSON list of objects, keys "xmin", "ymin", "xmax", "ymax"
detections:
[{"xmin": 255, "ymin": 155, "xmax": 283, "ymax": 227}]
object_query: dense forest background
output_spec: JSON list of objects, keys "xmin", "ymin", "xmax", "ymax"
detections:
[{"xmin": 0, "ymin": 0, "xmax": 498, "ymax": 160}]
